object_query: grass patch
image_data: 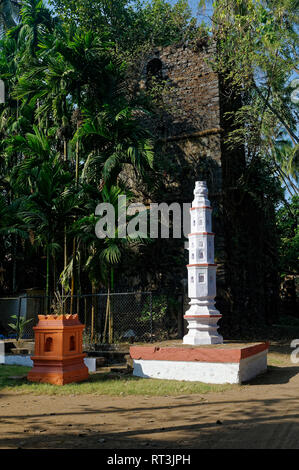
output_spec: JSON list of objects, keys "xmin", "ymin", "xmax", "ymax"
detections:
[
  {"xmin": 0, "ymin": 365, "xmax": 236, "ymax": 396},
  {"xmin": 268, "ymin": 343, "xmax": 293, "ymax": 366},
  {"xmin": 267, "ymin": 353, "xmax": 292, "ymax": 366},
  {"xmin": 0, "ymin": 365, "xmax": 30, "ymax": 385},
  {"xmin": 268, "ymin": 355, "xmax": 288, "ymax": 366}
]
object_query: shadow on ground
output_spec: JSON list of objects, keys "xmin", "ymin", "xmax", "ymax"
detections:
[
  {"xmin": 244, "ymin": 365, "xmax": 299, "ymax": 386},
  {"xmin": 1, "ymin": 342, "xmax": 299, "ymax": 449},
  {"xmin": 1, "ymin": 391, "xmax": 299, "ymax": 449}
]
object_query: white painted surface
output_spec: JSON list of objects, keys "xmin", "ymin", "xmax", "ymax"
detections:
[
  {"xmin": 184, "ymin": 181, "xmax": 222, "ymax": 345},
  {"xmin": 84, "ymin": 357, "xmax": 96, "ymax": 372},
  {"xmin": 0, "ymin": 341, "xmax": 4, "ymax": 364},
  {"xmin": 0, "ymin": 79, "xmax": 5, "ymax": 104},
  {"xmin": 0, "ymin": 354, "xmax": 96, "ymax": 372},
  {"xmin": 3, "ymin": 355, "xmax": 33, "ymax": 367},
  {"xmin": 183, "ymin": 315, "xmax": 223, "ymax": 345},
  {"xmin": 191, "ymin": 180, "xmax": 210, "ymax": 208},
  {"xmin": 133, "ymin": 351, "xmax": 268, "ymax": 384},
  {"xmin": 239, "ymin": 350, "xmax": 268, "ymax": 382},
  {"xmin": 189, "ymin": 233, "xmax": 214, "ymax": 264}
]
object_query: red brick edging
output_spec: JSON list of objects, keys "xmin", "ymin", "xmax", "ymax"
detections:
[{"xmin": 130, "ymin": 342, "xmax": 269, "ymax": 364}]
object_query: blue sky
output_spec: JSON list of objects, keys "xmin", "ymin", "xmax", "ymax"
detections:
[{"xmin": 181, "ymin": 0, "xmax": 214, "ymax": 19}]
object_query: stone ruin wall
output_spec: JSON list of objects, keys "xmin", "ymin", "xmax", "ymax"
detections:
[
  {"xmin": 119, "ymin": 42, "xmax": 226, "ymax": 293},
  {"xmin": 154, "ymin": 43, "xmax": 221, "ymax": 137},
  {"xmin": 139, "ymin": 41, "xmax": 223, "ymax": 199}
]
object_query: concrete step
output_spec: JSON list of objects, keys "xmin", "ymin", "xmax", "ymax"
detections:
[
  {"xmin": 87, "ymin": 350, "xmax": 129, "ymax": 365},
  {"xmin": 109, "ymin": 364, "xmax": 130, "ymax": 373}
]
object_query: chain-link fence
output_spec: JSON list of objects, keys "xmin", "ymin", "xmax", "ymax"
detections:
[
  {"xmin": 0, "ymin": 295, "xmax": 45, "ymax": 339},
  {"xmin": 0, "ymin": 291, "xmax": 185, "ymax": 344}
]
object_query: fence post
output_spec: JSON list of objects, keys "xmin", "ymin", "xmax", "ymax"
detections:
[
  {"xmin": 150, "ymin": 292, "xmax": 153, "ymax": 343},
  {"xmin": 180, "ymin": 292, "xmax": 185, "ymax": 339},
  {"xmin": 84, "ymin": 297, "xmax": 87, "ymax": 326},
  {"xmin": 17, "ymin": 297, "xmax": 22, "ymax": 339}
]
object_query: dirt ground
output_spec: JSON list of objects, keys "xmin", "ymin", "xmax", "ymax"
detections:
[{"xmin": 1, "ymin": 342, "xmax": 299, "ymax": 449}]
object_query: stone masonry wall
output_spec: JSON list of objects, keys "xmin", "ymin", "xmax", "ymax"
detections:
[
  {"xmin": 140, "ymin": 41, "xmax": 222, "ymax": 194},
  {"xmin": 118, "ymin": 42, "xmax": 225, "ymax": 294},
  {"xmin": 158, "ymin": 43, "xmax": 220, "ymax": 137}
]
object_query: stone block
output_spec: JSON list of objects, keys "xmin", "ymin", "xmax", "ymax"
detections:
[{"xmin": 130, "ymin": 342, "xmax": 269, "ymax": 384}]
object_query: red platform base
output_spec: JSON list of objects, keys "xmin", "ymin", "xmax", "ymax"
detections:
[{"xmin": 130, "ymin": 341, "xmax": 269, "ymax": 384}]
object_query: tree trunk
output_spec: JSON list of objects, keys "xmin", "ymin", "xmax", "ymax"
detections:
[
  {"xmin": 91, "ymin": 281, "xmax": 97, "ymax": 344},
  {"xmin": 219, "ymin": 76, "xmax": 280, "ymax": 335},
  {"xmin": 46, "ymin": 245, "xmax": 50, "ymax": 314},
  {"xmin": 12, "ymin": 234, "xmax": 17, "ymax": 294},
  {"xmin": 70, "ymin": 126, "xmax": 80, "ymax": 313}
]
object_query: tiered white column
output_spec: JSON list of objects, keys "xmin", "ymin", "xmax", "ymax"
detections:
[{"xmin": 183, "ymin": 181, "xmax": 223, "ymax": 345}]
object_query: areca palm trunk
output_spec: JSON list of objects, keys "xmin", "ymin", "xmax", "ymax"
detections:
[
  {"xmin": 12, "ymin": 234, "xmax": 17, "ymax": 293},
  {"xmin": 109, "ymin": 268, "xmax": 114, "ymax": 343},
  {"xmin": 76, "ymin": 251, "xmax": 81, "ymax": 316},
  {"xmin": 91, "ymin": 281, "xmax": 97, "ymax": 343},
  {"xmin": 63, "ymin": 227, "xmax": 67, "ymax": 313},
  {"xmin": 53, "ymin": 254, "xmax": 57, "ymax": 292},
  {"xmin": 70, "ymin": 240, "xmax": 75, "ymax": 314},
  {"xmin": 63, "ymin": 139, "xmax": 68, "ymax": 313},
  {"xmin": 70, "ymin": 125, "xmax": 80, "ymax": 314},
  {"xmin": 104, "ymin": 271, "xmax": 114, "ymax": 344},
  {"xmin": 46, "ymin": 244, "xmax": 50, "ymax": 314},
  {"xmin": 103, "ymin": 286, "xmax": 110, "ymax": 344}
]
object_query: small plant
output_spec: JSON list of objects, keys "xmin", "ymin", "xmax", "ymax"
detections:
[
  {"xmin": 82, "ymin": 327, "xmax": 101, "ymax": 351},
  {"xmin": 8, "ymin": 315, "xmax": 32, "ymax": 346},
  {"xmin": 139, "ymin": 295, "xmax": 168, "ymax": 324},
  {"xmin": 50, "ymin": 290, "xmax": 69, "ymax": 315}
]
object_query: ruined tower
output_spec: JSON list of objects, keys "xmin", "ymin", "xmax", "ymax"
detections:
[
  {"xmin": 125, "ymin": 39, "xmax": 279, "ymax": 334},
  {"xmin": 135, "ymin": 40, "xmax": 225, "ymax": 293},
  {"xmin": 141, "ymin": 39, "xmax": 222, "ymax": 196}
]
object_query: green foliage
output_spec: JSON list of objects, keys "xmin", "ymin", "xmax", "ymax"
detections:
[
  {"xmin": 49, "ymin": 0, "xmax": 198, "ymax": 51},
  {"xmin": 276, "ymin": 195, "xmax": 299, "ymax": 276},
  {"xmin": 139, "ymin": 294, "xmax": 167, "ymax": 324},
  {"xmin": 0, "ymin": 1, "xmax": 158, "ymax": 298},
  {"xmin": 212, "ymin": 0, "xmax": 299, "ymax": 196},
  {"xmin": 0, "ymin": 0, "xmax": 20, "ymax": 33},
  {"xmin": 8, "ymin": 314, "xmax": 32, "ymax": 340}
]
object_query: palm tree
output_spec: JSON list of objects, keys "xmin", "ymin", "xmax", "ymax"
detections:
[
  {"xmin": 272, "ymin": 139, "xmax": 299, "ymax": 196},
  {"xmin": 63, "ymin": 184, "xmax": 149, "ymax": 342},
  {"xmin": 22, "ymin": 26, "xmax": 154, "ymax": 313},
  {"xmin": 13, "ymin": 0, "xmax": 55, "ymax": 56},
  {"xmin": 0, "ymin": 193, "xmax": 28, "ymax": 292},
  {"xmin": 76, "ymin": 107, "xmax": 154, "ymax": 188},
  {"xmin": 13, "ymin": 25, "xmax": 123, "ymax": 302},
  {"xmin": 8, "ymin": 125, "xmax": 77, "ymax": 311},
  {"xmin": 0, "ymin": 7, "xmax": 156, "ymax": 307},
  {"xmin": 0, "ymin": 0, "xmax": 21, "ymax": 35}
]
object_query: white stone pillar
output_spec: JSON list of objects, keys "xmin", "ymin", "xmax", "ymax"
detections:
[{"xmin": 183, "ymin": 181, "xmax": 223, "ymax": 345}]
